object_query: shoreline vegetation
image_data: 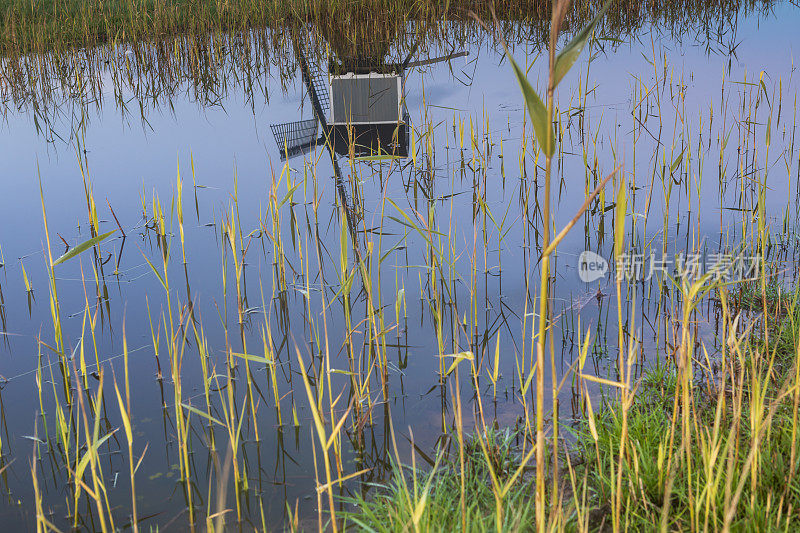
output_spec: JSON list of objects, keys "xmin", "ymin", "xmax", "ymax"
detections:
[
  {"xmin": 0, "ymin": 0, "xmax": 773, "ymax": 58},
  {"xmin": 344, "ymin": 281, "xmax": 800, "ymax": 530}
]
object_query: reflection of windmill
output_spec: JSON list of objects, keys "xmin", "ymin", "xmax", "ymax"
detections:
[
  {"xmin": 271, "ymin": 40, "xmax": 467, "ymax": 161},
  {"xmin": 271, "ymin": 38, "xmax": 466, "ymax": 255}
]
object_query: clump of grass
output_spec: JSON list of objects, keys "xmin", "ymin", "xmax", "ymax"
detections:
[
  {"xmin": 340, "ymin": 429, "xmax": 538, "ymax": 532},
  {"xmin": 573, "ymin": 284, "xmax": 800, "ymax": 531},
  {"xmin": 343, "ymin": 283, "xmax": 800, "ymax": 531},
  {"xmin": 732, "ymin": 275, "xmax": 788, "ymax": 314}
]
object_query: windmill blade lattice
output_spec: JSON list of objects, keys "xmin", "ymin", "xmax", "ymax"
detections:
[
  {"xmin": 307, "ymin": 61, "xmax": 330, "ymax": 117},
  {"xmin": 270, "ymin": 119, "xmax": 320, "ymax": 160}
]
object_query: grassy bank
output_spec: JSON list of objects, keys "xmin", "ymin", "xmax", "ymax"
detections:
[
  {"xmin": 342, "ymin": 429, "xmax": 539, "ymax": 531},
  {"xmin": 0, "ymin": 0, "xmax": 773, "ymax": 57},
  {"xmin": 345, "ymin": 282, "xmax": 800, "ymax": 531}
]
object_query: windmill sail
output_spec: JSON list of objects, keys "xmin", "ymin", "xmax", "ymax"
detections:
[
  {"xmin": 270, "ymin": 45, "xmax": 330, "ymax": 160},
  {"xmin": 270, "ymin": 119, "xmax": 320, "ymax": 160},
  {"xmin": 305, "ymin": 60, "xmax": 330, "ymax": 119}
]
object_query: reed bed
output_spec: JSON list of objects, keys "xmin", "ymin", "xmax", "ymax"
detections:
[{"xmin": 0, "ymin": 0, "xmax": 773, "ymax": 58}]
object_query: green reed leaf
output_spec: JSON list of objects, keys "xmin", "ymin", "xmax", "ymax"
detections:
[
  {"xmin": 670, "ymin": 149, "xmax": 685, "ymax": 174},
  {"xmin": 553, "ymin": 0, "xmax": 611, "ymax": 87},
  {"xmin": 232, "ymin": 351, "xmax": 273, "ymax": 365},
  {"xmin": 75, "ymin": 430, "xmax": 118, "ymax": 482},
  {"xmin": 356, "ymin": 154, "xmax": 404, "ymax": 161},
  {"xmin": 181, "ymin": 403, "xmax": 224, "ymax": 427},
  {"xmin": 766, "ymin": 114, "xmax": 771, "ymax": 147},
  {"xmin": 507, "ymin": 54, "xmax": 553, "ymax": 156},
  {"xmin": 138, "ymin": 250, "xmax": 166, "ymax": 292},
  {"xmin": 614, "ymin": 178, "xmax": 627, "ymax": 258},
  {"xmin": 53, "ymin": 230, "xmax": 116, "ymax": 267},
  {"xmin": 276, "ymin": 180, "xmax": 302, "ymax": 210},
  {"xmin": 443, "ymin": 351, "xmax": 473, "ymax": 377}
]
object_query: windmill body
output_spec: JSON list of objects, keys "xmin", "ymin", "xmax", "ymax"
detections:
[
  {"xmin": 271, "ymin": 42, "xmax": 465, "ymax": 162},
  {"xmin": 328, "ymin": 69, "xmax": 409, "ymax": 157}
]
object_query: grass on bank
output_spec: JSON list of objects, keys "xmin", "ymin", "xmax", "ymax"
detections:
[
  {"xmin": 343, "ymin": 282, "xmax": 800, "ymax": 531},
  {"xmin": 341, "ymin": 429, "xmax": 538, "ymax": 532},
  {"xmin": 0, "ymin": 0, "xmax": 773, "ymax": 58}
]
